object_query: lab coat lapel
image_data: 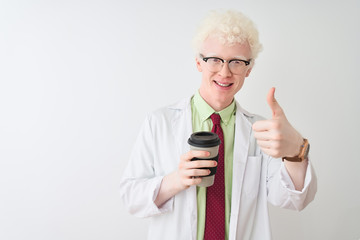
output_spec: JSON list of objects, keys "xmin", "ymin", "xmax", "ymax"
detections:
[
  {"xmin": 170, "ymin": 97, "xmax": 193, "ymax": 171},
  {"xmin": 229, "ymin": 101, "xmax": 253, "ymax": 239},
  {"xmin": 170, "ymin": 97, "xmax": 198, "ymax": 240}
]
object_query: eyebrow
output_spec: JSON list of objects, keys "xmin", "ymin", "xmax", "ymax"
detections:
[
  {"xmin": 234, "ymin": 55, "xmax": 247, "ymax": 60},
  {"xmin": 203, "ymin": 53, "xmax": 248, "ymax": 60}
]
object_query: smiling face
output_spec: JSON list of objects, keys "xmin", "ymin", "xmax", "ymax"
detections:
[{"xmin": 196, "ymin": 37, "xmax": 253, "ymax": 111}]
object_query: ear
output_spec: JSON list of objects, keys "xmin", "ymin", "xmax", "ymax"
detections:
[
  {"xmin": 245, "ymin": 66, "xmax": 252, "ymax": 77},
  {"xmin": 195, "ymin": 57, "xmax": 202, "ymax": 72}
]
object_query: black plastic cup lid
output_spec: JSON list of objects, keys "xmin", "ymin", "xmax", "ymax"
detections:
[{"xmin": 188, "ymin": 131, "xmax": 221, "ymax": 148}]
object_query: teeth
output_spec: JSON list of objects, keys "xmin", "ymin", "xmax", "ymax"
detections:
[{"xmin": 216, "ymin": 81, "xmax": 231, "ymax": 87}]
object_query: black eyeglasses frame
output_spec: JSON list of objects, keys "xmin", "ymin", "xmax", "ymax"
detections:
[{"xmin": 201, "ymin": 56, "xmax": 251, "ymax": 66}]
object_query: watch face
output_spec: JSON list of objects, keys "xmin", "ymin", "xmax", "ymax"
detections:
[{"xmin": 305, "ymin": 144, "xmax": 310, "ymax": 158}]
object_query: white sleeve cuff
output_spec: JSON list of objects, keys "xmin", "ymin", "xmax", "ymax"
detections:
[
  {"xmin": 279, "ymin": 159, "xmax": 313, "ymax": 194},
  {"xmin": 149, "ymin": 176, "xmax": 174, "ymax": 216}
]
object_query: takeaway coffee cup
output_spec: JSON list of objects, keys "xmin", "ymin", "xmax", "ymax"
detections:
[{"xmin": 187, "ymin": 131, "xmax": 221, "ymax": 187}]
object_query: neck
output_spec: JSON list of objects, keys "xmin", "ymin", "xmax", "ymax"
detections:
[{"xmin": 198, "ymin": 89, "xmax": 233, "ymax": 112}]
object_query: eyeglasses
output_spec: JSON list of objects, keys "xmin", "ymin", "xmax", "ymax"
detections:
[{"xmin": 200, "ymin": 54, "xmax": 251, "ymax": 74}]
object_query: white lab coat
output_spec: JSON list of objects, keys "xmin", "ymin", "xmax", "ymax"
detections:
[{"xmin": 120, "ymin": 96, "xmax": 317, "ymax": 240}]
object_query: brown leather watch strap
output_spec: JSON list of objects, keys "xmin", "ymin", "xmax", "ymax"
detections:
[{"xmin": 282, "ymin": 139, "xmax": 309, "ymax": 162}]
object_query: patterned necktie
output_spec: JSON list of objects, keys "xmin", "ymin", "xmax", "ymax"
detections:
[{"xmin": 204, "ymin": 113, "xmax": 225, "ymax": 239}]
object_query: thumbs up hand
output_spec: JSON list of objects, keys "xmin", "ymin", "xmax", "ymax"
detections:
[{"xmin": 252, "ymin": 88, "xmax": 304, "ymax": 158}]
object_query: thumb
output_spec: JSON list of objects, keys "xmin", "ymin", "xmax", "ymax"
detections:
[{"xmin": 267, "ymin": 87, "xmax": 284, "ymax": 119}]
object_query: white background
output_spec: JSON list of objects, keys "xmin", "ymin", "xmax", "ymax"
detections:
[{"xmin": 1, "ymin": 0, "xmax": 359, "ymax": 239}]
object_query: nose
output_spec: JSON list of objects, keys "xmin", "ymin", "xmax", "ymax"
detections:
[{"xmin": 218, "ymin": 62, "xmax": 232, "ymax": 77}]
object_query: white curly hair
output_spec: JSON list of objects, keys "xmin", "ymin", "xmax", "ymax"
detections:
[{"xmin": 192, "ymin": 10, "xmax": 263, "ymax": 60}]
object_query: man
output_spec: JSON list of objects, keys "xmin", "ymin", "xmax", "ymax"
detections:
[{"xmin": 120, "ymin": 10, "xmax": 317, "ymax": 240}]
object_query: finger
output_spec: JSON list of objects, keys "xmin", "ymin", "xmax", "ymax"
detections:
[
  {"xmin": 185, "ymin": 160, "xmax": 217, "ymax": 169},
  {"xmin": 252, "ymin": 120, "xmax": 275, "ymax": 132},
  {"xmin": 182, "ymin": 150, "xmax": 210, "ymax": 162},
  {"xmin": 184, "ymin": 168, "xmax": 211, "ymax": 177},
  {"xmin": 254, "ymin": 127, "xmax": 284, "ymax": 142},
  {"xmin": 266, "ymin": 87, "xmax": 284, "ymax": 119},
  {"xmin": 256, "ymin": 140, "xmax": 271, "ymax": 151},
  {"xmin": 183, "ymin": 177, "xmax": 202, "ymax": 186},
  {"xmin": 254, "ymin": 131, "xmax": 277, "ymax": 141},
  {"xmin": 261, "ymin": 148, "xmax": 282, "ymax": 158},
  {"xmin": 253, "ymin": 131, "xmax": 274, "ymax": 141},
  {"xmin": 256, "ymin": 139, "xmax": 280, "ymax": 150}
]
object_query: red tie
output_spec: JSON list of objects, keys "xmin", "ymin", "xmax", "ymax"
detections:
[{"xmin": 204, "ymin": 113, "xmax": 225, "ymax": 239}]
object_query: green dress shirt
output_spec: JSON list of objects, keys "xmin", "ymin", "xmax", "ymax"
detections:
[{"xmin": 191, "ymin": 91, "xmax": 236, "ymax": 240}]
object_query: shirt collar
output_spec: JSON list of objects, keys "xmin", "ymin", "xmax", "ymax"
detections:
[{"xmin": 193, "ymin": 90, "xmax": 236, "ymax": 126}]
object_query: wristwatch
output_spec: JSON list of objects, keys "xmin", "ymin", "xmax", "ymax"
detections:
[{"xmin": 282, "ymin": 138, "xmax": 310, "ymax": 162}]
